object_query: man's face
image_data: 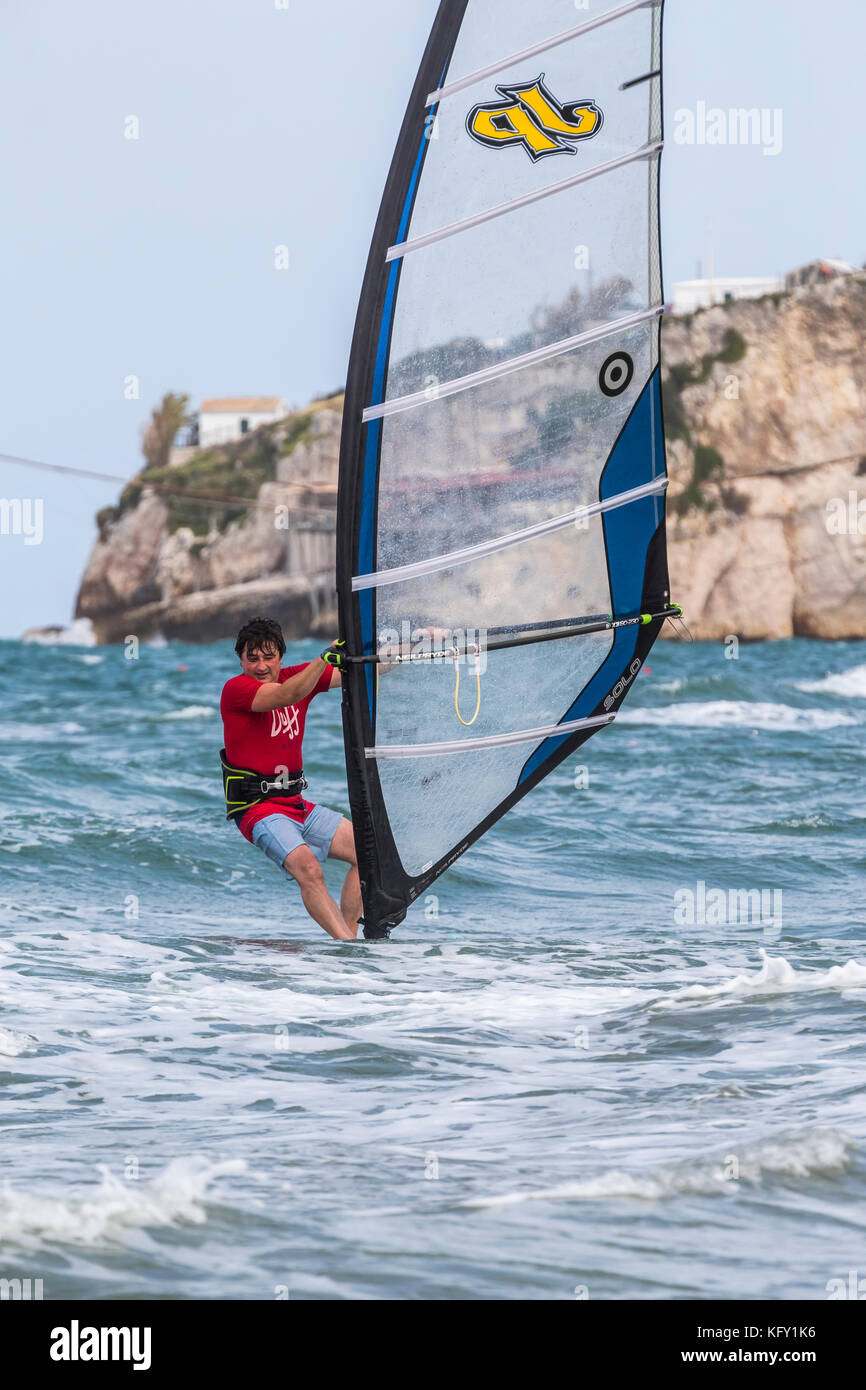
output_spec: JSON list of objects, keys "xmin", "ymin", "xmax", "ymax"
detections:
[{"xmin": 240, "ymin": 642, "xmax": 281, "ymax": 683}]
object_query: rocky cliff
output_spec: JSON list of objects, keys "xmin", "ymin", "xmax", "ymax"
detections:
[
  {"xmin": 74, "ymin": 276, "xmax": 866, "ymax": 643},
  {"xmin": 663, "ymin": 274, "xmax": 866, "ymax": 639},
  {"xmin": 75, "ymin": 397, "xmax": 343, "ymax": 644}
]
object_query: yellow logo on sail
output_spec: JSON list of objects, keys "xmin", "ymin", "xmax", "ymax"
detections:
[{"xmin": 466, "ymin": 75, "xmax": 602, "ymax": 162}]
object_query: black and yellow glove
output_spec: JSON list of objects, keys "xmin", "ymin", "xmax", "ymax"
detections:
[{"xmin": 321, "ymin": 638, "xmax": 348, "ymax": 670}]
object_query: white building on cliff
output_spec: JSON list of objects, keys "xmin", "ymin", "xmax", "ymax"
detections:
[
  {"xmin": 672, "ymin": 276, "xmax": 783, "ymax": 315},
  {"xmin": 672, "ymin": 257, "xmax": 859, "ymax": 316},
  {"xmin": 198, "ymin": 396, "xmax": 290, "ymax": 447}
]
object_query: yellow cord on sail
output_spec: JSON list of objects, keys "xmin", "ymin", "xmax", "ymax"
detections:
[{"xmin": 453, "ymin": 645, "xmax": 482, "ymax": 726}]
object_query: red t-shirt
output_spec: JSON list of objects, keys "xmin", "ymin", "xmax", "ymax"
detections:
[{"xmin": 220, "ymin": 662, "xmax": 334, "ymax": 841}]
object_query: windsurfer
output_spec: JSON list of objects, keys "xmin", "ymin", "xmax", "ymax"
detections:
[{"xmin": 220, "ymin": 616, "xmax": 360, "ymax": 941}]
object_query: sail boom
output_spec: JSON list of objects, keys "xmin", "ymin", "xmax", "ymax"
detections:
[{"xmin": 349, "ymin": 606, "xmax": 682, "ymax": 664}]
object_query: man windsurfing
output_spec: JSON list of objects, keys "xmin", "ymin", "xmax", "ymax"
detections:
[{"xmin": 220, "ymin": 616, "xmax": 360, "ymax": 940}]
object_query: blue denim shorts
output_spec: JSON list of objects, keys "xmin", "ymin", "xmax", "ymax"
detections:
[{"xmin": 252, "ymin": 806, "xmax": 344, "ymax": 877}]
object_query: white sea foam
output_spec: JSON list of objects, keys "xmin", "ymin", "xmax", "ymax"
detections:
[
  {"xmin": 282, "ymin": 1272, "xmax": 375, "ymax": 1299},
  {"xmin": 42, "ymin": 928, "xmax": 178, "ymax": 963},
  {"xmin": 20, "ymin": 617, "xmax": 96, "ymax": 647},
  {"xmin": 141, "ymin": 947, "xmax": 866, "ymax": 1038},
  {"xmin": 655, "ymin": 950, "xmax": 866, "ymax": 1011},
  {"xmin": 619, "ymin": 700, "xmax": 856, "ymax": 731},
  {"xmin": 0, "ymin": 1026, "xmax": 38, "ymax": 1057},
  {"xmin": 0, "ymin": 1156, "xmax": 247, "ymax": 1249},
  {"xmin": 144, "ymin": 965, "xmax": 638, "ymax": 1032},
  {"xmin": 465, "ymin": 1130, "xmax": 854, "ymax": 1207},
  {"xmin": 769, "ymin": 812, "xmax": 834, "ymax": 830},
  {"xmin": 0, "ymin": 720, "xmax": 84, "ymax": 742},
  {"xmin": 158, "ymin": 705, "xmax": 216, "ymax": 721},
  {"xmin": 796, "ymin": 664, "xmax": 866, "ymax": 698}
]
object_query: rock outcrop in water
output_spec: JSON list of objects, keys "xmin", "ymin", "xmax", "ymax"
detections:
[{"xmin": 70, "ymin": 277, "xmax": 866, "ymax": 644}]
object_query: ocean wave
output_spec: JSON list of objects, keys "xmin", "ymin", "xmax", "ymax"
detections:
[
  {"xmin": 654, "ymin": 950, "xmax": 866, "ymax": 1010},
  {"xmin": 796, "ymin": 664, "xmax": 866, "ymax": 698},
  {"xmin": 20, "ymin": 618, "xmax": 96, "ymax": 647},
  {"xmin": 619, "ymin": 700, "xmax": 857, "ymax": 731},
  {"xmin": 157, "ymin": 705, "xmax": 217, "ymax": 721},
  {"xmin": 0, "ymin": 1026, "xmax": 38, "ymax": 1057},
  {"xmin": 0, "ymin": 720, "xmax": 85, "ymax": 742},
  {"xmin": 747, "ymin": 812, "xmax": 837, "ymax": 833},
  {"xmin": 143, "ymin": 965, "xmax": 640, "ymax": 1033},
  {"xmin": 0, "ymin": 1156, "xmax": 247, "ymax": 1249},
  {"xmin": 464, "ymin": 1130, "xmax": 855, "ymax": 1207},
  {"xmin": 141, "ymin": 949, "xmax": 866, "ymax": 1034}
]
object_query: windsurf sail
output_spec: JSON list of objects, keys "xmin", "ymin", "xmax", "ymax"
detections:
[{"xmin": 337, "ymin": 0, "xmax": 675, "ymax": 937}]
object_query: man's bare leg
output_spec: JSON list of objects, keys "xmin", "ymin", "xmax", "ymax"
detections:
[
  {"xmin": 327, "ymin": 818, "xmax": 363, "ymax": 938},
  {"xmin": 283, "ymin": 844, "xmax": 357, "ymax": 940}
]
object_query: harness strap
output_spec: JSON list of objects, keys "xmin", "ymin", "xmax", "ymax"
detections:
[{"xmin": 220, "ymin": 748, "xmax": 307, "ymax": 820}]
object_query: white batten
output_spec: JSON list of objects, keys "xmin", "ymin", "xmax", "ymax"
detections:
[
  {"xmin": 367, "ymin": 714, "xmax": 615, "ymax": 760},
  {"xmin": 387, "ymin": 143, "xmax": 662, "ymax": 262},
  {"xmin": 427, "ymin": 0, "xmax": 657, "ymax": 105},
  {"xmin": 353, "ymin": 476, "xmax": 668, "ymax": 592},
  {"xmin": 362, "ymin": 305, "xmax": 663, "ymax": 423}
]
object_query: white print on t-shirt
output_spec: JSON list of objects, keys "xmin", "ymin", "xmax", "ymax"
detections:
[{"xmin": 270, "ymin": 705, "xmax": 300, "ymax": 739}]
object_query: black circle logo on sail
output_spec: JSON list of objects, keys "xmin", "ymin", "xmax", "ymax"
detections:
[{"xmin": 598, "ymin": 352, "xmax": 634, "ymax": 397}]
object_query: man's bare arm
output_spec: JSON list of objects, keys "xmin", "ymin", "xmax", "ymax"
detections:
[{"xmin": 250, "ymin": 658, "xmax": 328, "ymax": 712}]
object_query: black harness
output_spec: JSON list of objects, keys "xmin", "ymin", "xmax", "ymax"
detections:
[{"xmin": 220, "ymin": 748, "xmax": 307, "ymax": 820}]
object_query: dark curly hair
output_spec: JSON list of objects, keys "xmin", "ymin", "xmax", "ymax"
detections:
[{"xmin": 235, "ymin": 616, "xmax": 286, "ymax": 659}]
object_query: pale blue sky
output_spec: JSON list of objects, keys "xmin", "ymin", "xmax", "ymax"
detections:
[{"xmin": 1, "ymin": 0, "xmax": 864, "ymax": 636}]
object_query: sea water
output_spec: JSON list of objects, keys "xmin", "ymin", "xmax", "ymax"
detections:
[{"xmin": 0, "ymin": 635, "xmax": 864, "ymax": 1300}]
